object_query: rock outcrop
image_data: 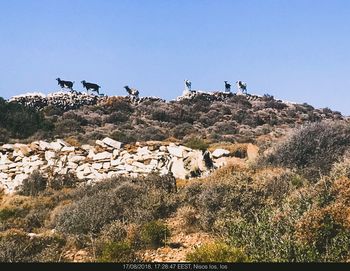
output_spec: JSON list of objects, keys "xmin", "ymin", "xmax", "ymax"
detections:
[
  {"xmin": 8, "ymin": 92, "xmax": 166, "ymax": 111},
  {"xmin": 176, "ymin": 90, "xmax": 262, "ymax": 102},
  {"xmin": 9, "ymin": 92, "xmax": 101, "ymax": 111},
  {"xmin": 0, "ymin": 137, "xmax": 233, "ymax": 194}
]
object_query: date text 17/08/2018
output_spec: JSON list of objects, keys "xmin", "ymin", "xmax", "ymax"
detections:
[{"xmin": 123, "ymin": 263, "xmax": 229, "ymax": 270}]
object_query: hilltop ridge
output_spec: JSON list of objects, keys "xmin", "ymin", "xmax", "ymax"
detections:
[{"xmin": 2, "ymin": 89, "xmax": 343, "ymax": 148}]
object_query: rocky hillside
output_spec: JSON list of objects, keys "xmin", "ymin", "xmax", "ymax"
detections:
[
  {"xmin": 2, "ymin": 90, "xmax": 350, "ymax": 263},
  {"xmin": 3, "ymin": 90, "xmax": 344, "ymax": 149}
]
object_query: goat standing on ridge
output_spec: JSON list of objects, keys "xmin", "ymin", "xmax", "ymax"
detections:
[
  {"xmin": 224, "ymin": 81, "xmax": 231, "ymax": 92},
  {"xmin": 56, "ymin": 78, "xmax": 75, "ymax": 92},
  {"xmin": 184, "ymin": 79, "xmax": 192, "ymax": 92},
  {"xmin": 81, "ymin": 80, "xmax": 101, "ymax": 95},
  {"xmin": 124, "ymin": 85, "xmax": 139, "ymax": 99},
  {"xmin": 236, "ymin": 80, "xmax": 247, "ymax": 94}
]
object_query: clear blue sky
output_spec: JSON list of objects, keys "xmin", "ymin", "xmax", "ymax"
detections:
[{"xmin": 1, "ymin": 0, "xmax": 350, "ymax": 114}]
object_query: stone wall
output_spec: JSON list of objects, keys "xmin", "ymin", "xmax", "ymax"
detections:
[
  {"xmin": 176, "ymin": 90, "xmax": 262, "ymax": 102},
  {"xmin": 8, "ymin": 92, "xmax": 166, "ymax": 110},
  {"xmin": 9, "ymin": 92, "xmax": 102, "ymax": 111},
  {"xmin": 0, "ymin": 137, "xmax": 231, "ymax": 194}
]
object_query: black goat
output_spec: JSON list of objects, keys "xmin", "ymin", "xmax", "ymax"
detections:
[
  {"xmin": 56, "ymin": 78, "xmax": 74, "ymax": 91},
  {"xmin": 124, "ymin": 85, "xmax": 139, "ymax": 97},
  {"xmin": 81, "ymin": 80, "xmax": 101, "ymax": 95},
  {"xmin": 224, "ymin": 81, "xmax": 231, "ymax": 92}
]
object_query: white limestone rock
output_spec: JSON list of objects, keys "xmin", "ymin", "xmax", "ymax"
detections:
[
  {"xmin": 0, "ymin": 165, "xmax": 9, "ymax": 171},
  {"xmin": 102, "ymin": 137, "xmax": 122, "ymax": 149},
  {"xmin": 111, "ymin": 158, "xmax": 122, "ymax": 166},
  {"xmin": 93, "ymin": 151, "xmax": 112, "ymax": 161},
  {"xmin": 68, "ymin": 155, "xmax": 86, "ymax": 163},
  {"xmin": 212, "ymin": 149, "xmax": 230, "ymax": 158},
  {"xmin": 92, "ymin": 163, "xmax": 103, "ymax": 170},
  {"xmin": 2, "ymin": 144, "xmax": 14, "ymax": 151},
  {"xmin": 159, "ymin": 146, "xmax": 167, "ymax": 152},
  {"xmin": 112, "ymin": 149, "xmax": 119, "ymax": 159},
  {"xmin": 39, "ymin": 141, "xmax": 51, "ymax": 150},
  {"xmin": 169, "ymin": 157, "xmax": 187, "ymax": 179},
  {"xmin": 137, "ymin": 146, "xmax": 151, "ymax": 156},
  {"xmin": 167, "ymin": 146, "xmax": 184, "ymax": 158},
  {"xmin": 0, "ymin": 155, "xmax": 12, "ymax": 165},
  {"xmin": 103, "ymin": 162, "xmax": 110, "ymax": 169},
  {"xmin": 67, "ymin": 162, "xmax": 79, "ymax": 169},
  {"xmin": 62, "ymin": 146, "xmax": 75, "ymax": 152},
  {"xmin": 184, "ymin": 150, "xmax": 207, "ymax": 172},
  {"xmin": 96, "ymin": 140, "xmax": 107, "ymax": 148},
  {"xmin": 30, "ymin": 155, "xmax": 40, "ymax": 162},
  {"xmin": 45, "ymin": 151, "xmax": 56, "ymax": 161},
  {"xmin": 50, "ymin": 141, "xmax": 63, "ymax": 151},
  {"xmin": 56, "ymin": 139, "xmax": 69, "ymax": 147}
]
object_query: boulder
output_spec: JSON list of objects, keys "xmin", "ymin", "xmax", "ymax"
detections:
[
  {"xmin": 0, "ymin": 155, "xmax": 12, "ymax": 165},
  {"xmin": 112, "ymin": 149, "xmax": 119, "ymax": 159},
  {"xmin": 137, "ymin": 146, "xmax": 151, "ymax": 156},
  {"xmin": 212, "ymin": 149, "xmax": 230, "ymax": 158},
  {"xmin": 39, "ymin": 141, "xmax": 51, "ymax": 150},
  {"xmin": 102, "ymin": 137, "xmax": 122, "ymax": 149},
  {"xmin": 2, "ymin": 144, "xmax": 14, "ymax": 151},
  {"xmin": 184, "ymin": 150, "xmax": 207, "ymax": 173},
  {"xmin": 167, "ymin": 146, "xmax": 184, "ymax": 158},
  {"xmin": 62, "ymin": 146, "xmax": 75, "ymax": 152},
  {"xmin": 96, "ymin": 140, "xmax": 108, "ymax": 148},
  {"xmin": 169, "ymin": 157, "xmax": 187, "ymax": 179},
  {"xmin": 50, "ymin": 141, "xmax": 63, "ymax": 151},
  {"xmin": 247, "ymin": 143, "xmax": 259, "ymax": 161},
  {"xmin": 111, "ymin": 158, "xmax": 122, "ymax": 166},
  {"xmin": 67, "ymin": 162, "xmax": 79, "ymax": 169},
  {"xmin": 103, "ymin": 162, "xmax": 111, "ymax": 169},
  {"xmin": 45, "ymin": 151, "xmax": 56, "ymax": 161},
  {"xmin": 0, "ymin": 165, "xmax": 9, "ymax": 171},
  {"xmin": 56, "ymin": 139, "xmax": 69, "ymax": 147},
  {"xmin": 92, "ymin": 163, "xmax": 103, "ymax": 170},
  {"xmin": 93, "ymin": 151, "xmax": 112, "ymax": 161},
  {"xmin": 68, "ymin": 155, "xmax": 86, "ymax": 163}
]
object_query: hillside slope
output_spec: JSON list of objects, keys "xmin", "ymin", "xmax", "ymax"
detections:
[{"xmin": 4, "ymin": 91, "xmax": 344, "ymax": 149}]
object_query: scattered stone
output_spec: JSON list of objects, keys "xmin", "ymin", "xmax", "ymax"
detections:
[
  {"xmin": 0, "ymin": 138, "xmax": 225, "ymax": 194},
  {"xmin": 102, "ymin": 137, "xmax": 122, "ymax": 149},
  {"xmin": 167, "ymin": 146, "xmax": 184, "ymax": 158},
  {"xmin": 212, "ymin": 148, "xmax": 230, "ymax": 158},
  {"xmin": 93, "ymin": 152, "xmax": 112, "ymax": 161}
]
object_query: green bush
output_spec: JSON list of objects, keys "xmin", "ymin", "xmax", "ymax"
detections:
[
  {"xmin": 264, "ymin": 121, "xmax": 350, "ymax": 180},
  {"xmin": 0, "ymin": 230, "xmax": 66, "ymax": 262},
  {"xmin": 0, "ymin": 99, "xmax": 51, "ymax": 139},
  {"xmin": 0, "ymin": 208, "xmax": 17, "ymax": 221},
  {"xmin": 54, "ymin": 176, "xmax": 177, "ymax": 234},
  {"xmin": 0, "ymin": 128, "xmax": 10, "ymax": 143},
  {"xmin": 48, "ymin": 173, "xmax": 78, "ymax": 190},
  {"xmin": 96, "ymin": 220, "xmax": 128, "ymax": 255},
  {"xmin": 98, "ymin": 241, "xmax": 136, "ymax": 262},
  {"xmin": 18, "ymin": 171, "xmax": 47, "ymax": 196},
  {"xmin": 186, "ymin": 242, "xmax": 248, "ymax": 262},
  {"xmin": 140, "ymin": 220, "xmax": 170, "ymax": 248},
  {"xmin": 54, "ymin": 119, "xmax": 83, "ymax": 135},
  {"xmin": 110, "ymin": 130, "xmax": 136, "ymax": 143},
  {"xmin": 185, "ymin": 137, "xmax": 209, "ymax": 151}
]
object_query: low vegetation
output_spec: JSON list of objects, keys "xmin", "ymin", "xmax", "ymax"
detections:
[{"xmin": 1, "ymin": 94, "xmax": 350, "ymax": 262}]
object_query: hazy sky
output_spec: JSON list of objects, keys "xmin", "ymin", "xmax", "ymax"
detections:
[{"xmin": 1, "ymin": 0, "xmax": 350, "ymax": 114}]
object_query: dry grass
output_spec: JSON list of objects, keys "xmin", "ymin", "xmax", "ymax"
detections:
[{"xmin": 64, "ymin": 137, "xmax": 81, "ymax": 147}]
